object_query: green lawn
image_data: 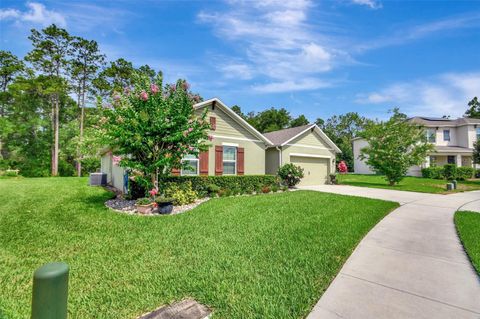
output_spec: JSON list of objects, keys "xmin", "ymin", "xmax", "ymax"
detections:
[
  {"xmin": 455, "ymin": 211, "xmax": 480, "ymax": 274},
  {"xmin": 0, "ymin": 178, "xmax": 398, "ymax": 319},
  {"xmin": 337, "ymin": 174, "xmax": 480, "ymax": 194}
]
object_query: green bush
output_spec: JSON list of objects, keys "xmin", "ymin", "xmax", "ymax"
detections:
[
  {"xmin": 159, "ymin": 175, "xmax": 278, "ymax": 197},
  {"xmin": 443, "ymin": 164, "xmax": 457, "ymax": 181},
  {"xmin": 136, "ymin": 197, "xmax": 152, "ymax": 205},
  {"xmin": 2, "ymin": 169, "xmax": 20, "ymax": 177},
  {"xmin": 456, "ymin": 167, "xmax": 475, "ymax": 180},
  {"xmin": 164, "ymin": 181, "xmax": 198, "ymax": 205},
  {"xmin": 277, "ymin": 163, "xmax": 304, "ymax": 187},
  {"xmin": 476, "ymin": 169, "xmax": 480, "ymax": 178},
  {"xmin": 421, "ymin": 166, "xmax": 444, "ymax": 179}
]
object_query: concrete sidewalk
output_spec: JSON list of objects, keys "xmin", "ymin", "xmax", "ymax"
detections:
[{"xmin": 301, "ymin": 185, "xmax": 480, "ymax": 319}]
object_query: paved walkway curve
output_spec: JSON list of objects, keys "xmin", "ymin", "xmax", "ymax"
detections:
[{"xmin": 300, "ymin": 185, "xmax": 480, "ymax": 319}]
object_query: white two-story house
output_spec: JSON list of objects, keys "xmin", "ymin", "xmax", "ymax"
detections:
[{"xmin": 353, "ymin": 116, "xmax": 480, "ymax": 176}]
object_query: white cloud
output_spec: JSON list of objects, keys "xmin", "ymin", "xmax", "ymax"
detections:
[
  {"xmin": 357, "ymin": 12, "xmax": 480, "ymax": 51},
  {"xmin": 254, "ymin": 78, "xmax": 332, "ymax": 93},
  {"xmin": 220, "ymin": 63, "xmax": 254, "ymax": 80},
  {"xmin": 355, "ymin": 72, "xmax": 480, "ymax": 117},
  {"xmin": 198, "ymin": 0, "xmax": 349, "ymax": 92},
  {"xmin": 350, "ymin": 0, "xmax": 382, "ymax": 9},
  {"xmin": 0, "ymin": 2, "xmax": 66, "ymax": 27}
]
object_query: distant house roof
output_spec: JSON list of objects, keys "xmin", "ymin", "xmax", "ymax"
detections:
[
  {"xmin": 409, "ymin": 116, "xmax": 480, "ymax": 127},
  {"xmin": 263, "ymin": 124, "xmax": 313, "ymax": 146},
  {"xmin": 263, "ymin": 124, "xmax": 342, "ymax": 153},
  {"xmin": 434, "ymin": 146, "xmax": 473, "ymax": 153}
]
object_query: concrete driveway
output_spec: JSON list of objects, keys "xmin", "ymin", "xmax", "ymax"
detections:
[{"xmin": 300, "ymin": 185, "xmax": 480, "ymax": 319}]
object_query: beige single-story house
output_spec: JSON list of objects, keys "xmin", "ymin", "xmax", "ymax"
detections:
[{"xmin": 101, "ymin": 98, "xmax": 341, "ymax": 191}]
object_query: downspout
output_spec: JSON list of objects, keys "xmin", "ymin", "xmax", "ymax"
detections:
[{"xmin": 276, "ymin": 146, "xmax": 282, "ymax": 166}]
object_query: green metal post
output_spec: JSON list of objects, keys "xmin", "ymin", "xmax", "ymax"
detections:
[{"xmin": 31, "ymin": 262, "xmax": 69, "ymax": 319}]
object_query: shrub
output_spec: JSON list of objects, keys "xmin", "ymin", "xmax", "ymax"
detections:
[
  {"xmin": 421, "ymin": 166, "xmax": 444, "ymax": 179},
  {"xmin": 159, "ymin": 175, "xmax": 278, "ymax": 197},
  {"xmin": 277, "ymin": 163, "xmax": 304, "ymax": 188},
  {"xmin": 261, "ymin": 186, "xmax": 271, "ymax": 193},
  {"xmin": 154, "ymin": 196, "xmax": 174, "ymax": 204},
  {"xmin": 281, "ymin": 185, "xmax": 289, "ymax": 192},
  {"xmin": 271, "ymin": 184, "xmax": 279, "ymax": 192},
  {"xmin": 328, "ymin": 173, "xmax": 338, "ymax": 185},
  {"xmin": 476, "ymin": 169, "xmax": 480, "ymax": 178},
  {"xmin": 164, "ymin": 181, "xmax": 197, "ymax": 205},
  {"xmin": 456, "ymin": 167, "xmax": 475, "ymax": 180},
  {"xmin": 136, "ymin": 198, "xmax": 152, "ymax": 205},
  {"xmin": 206, "ymin": 184, "xmax": 220, "ymax": 196},
  {"xmin": 443, "ymin": 164, "xmax": 457, "ymax": 181},
  {"xmin": 2, "ymin": 169, "xmax": 20, "ymax": 177}
]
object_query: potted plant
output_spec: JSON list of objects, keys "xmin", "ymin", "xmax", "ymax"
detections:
[
  {"xmin": 135, "ymin": 197, "xmax": 154, "ymax": 214},
  {"xmin": 155, "ymin": 197, "xmax": 174, "ymax": 214}
]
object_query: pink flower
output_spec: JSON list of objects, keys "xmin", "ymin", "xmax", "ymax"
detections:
[
  {"xmin": 149, "ymin": 188, "xmax": 158, "ymax": 197},
  {"xmin": 188, "ymin": 146, "xmax": 194, "ymax": 151},
  {"xmin": 169, "ymin": 84, "xmax": 176, "ymax": 92},
  {"xmin": 208, "ymin": 135, "xmax": 213, "ymax": 141},
  {"xmin": 113, "ymin": 93, "xmax": 121, "ymax": 102},
  {"xmin": 150, "ymin": 84, "xmax": 159, "ymax": 94},
  {"xmin": 103, "ymin": 102, "xmax": 113, "ymax": 109},
  {"xmin": 139, "ymin": 90, "xmax": 149, "ymax": 101},
  {"xmin": 124, "ymin": 86, "xmax": 131, "ymax": 95},
  {"xmin": 188, "ymin": 127, "xmax": 193, "ymax": 133},
  {"xmin": 183, "ymin": 130, "xmax": 188, "ymax": 137},
  {"xmin": 112, "ymin": 156, "xmax": 122, "ymax": 166},
  {"xmin": 182, "ymin": 81, "xmax": 190, "ymax": 91}
]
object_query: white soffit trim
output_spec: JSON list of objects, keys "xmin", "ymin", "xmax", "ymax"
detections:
[
  {"xmin": 222, "ymin": 142, "xmax": 239, "ymax": 147},
  {"xmin": 285, "ymin": 143, "xmax": 329, "ymax": 150},
  {"xmin": 290, "ymin": 153, "xmax": 332, "ymax": 159},
  {"xmin": 194, "ymin": 98, "xmax": 273, "ymax": 145},
  {"xmin": 212, "ymin": 134, "xmax": 262, "ymax": 143}
]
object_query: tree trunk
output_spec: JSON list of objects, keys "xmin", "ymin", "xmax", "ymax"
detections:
[
  {"xmin": 76, "ymin": 84, "xmax": 85, "ymax": 177},
  {"xmin": 389, "ymin": 180, "xmax": 395, "ymax": 186},
  {"xmin": 52, "ymin": 94, "xmax": 59, "ymax": 176}
]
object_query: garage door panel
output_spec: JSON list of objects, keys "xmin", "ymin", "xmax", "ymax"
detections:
[{"xmin": 290, "ymin": 156, "xmax": 329, "ymax": 186}]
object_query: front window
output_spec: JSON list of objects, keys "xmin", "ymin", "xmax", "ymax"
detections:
[
  {"xmin": 181, "ymin": 154, "xmax": 199, "ymax": 176},
  {"xmin": 223, "ymin": 146, "xmax": 236, "ymax": 175},
  {"xmin": 447, "ymin": 156, "xmax": 456, "ymax": 164},
  {"xmin": 443, "ymin": 129, "xmax": 450, "ymax": 141},
  {"xmin": 426, "ymin": 129, "xmax": 436, "ymax": 143}
]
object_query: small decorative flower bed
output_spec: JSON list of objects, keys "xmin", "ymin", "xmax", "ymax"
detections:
[{"xmin": 105, "ymin": 197, "xmax": 210, "ymax": 216}]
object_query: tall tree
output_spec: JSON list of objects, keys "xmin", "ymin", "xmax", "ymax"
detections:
[
  {"xmin": 93, "ymin": 58, "xmax": 135, "ymax": 97},
  {"xmin": 248, "ymin": 107, "xmax": 292, "ymax": 133},
  {"xmin": 359, "ymin": 109, "xmax": 434, "ymax": 185},
  {"xmin": 465, "ymin": 97, "xmax": 480, "ymax": 118},
  {"xmin": 25, "ymin": 24, "xmax": 72, "ymax": 176},
  {"xmin": 320, "ymin": 112, "xmax": 370, "ymax": 171},
  {"xmin": 289, "ymin": 115, "xmax": 309, "ymax": 128},
  {"xmin": 0, "ymin": 51, "xmax": 25, "ymax": 159},
  {"xmin": 70, "ymin": 37, "xmax": 105, "ymax": 176}
]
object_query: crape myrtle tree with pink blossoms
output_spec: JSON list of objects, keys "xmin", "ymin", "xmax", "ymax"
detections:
[{"xmin": 102, "ymin": 71, "xmax": 210, "ymax": 192}]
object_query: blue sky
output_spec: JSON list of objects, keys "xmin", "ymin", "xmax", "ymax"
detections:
[{"xmin": 1, "ymin": 0, "xmax": 479, "ymax": 121}]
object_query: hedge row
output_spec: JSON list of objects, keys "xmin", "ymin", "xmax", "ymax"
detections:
[
  {"xmin": 129, "ymin": 175, "xmax": 279, "ymax": 199},
  {"xmin": 421, "ymin": 164, "xmax": 476, "ymax": 181}
]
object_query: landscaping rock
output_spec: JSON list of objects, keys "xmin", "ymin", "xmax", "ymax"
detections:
[{"xmin": 105, "ymin": 197, "xmax": 210, "ymax": 216}]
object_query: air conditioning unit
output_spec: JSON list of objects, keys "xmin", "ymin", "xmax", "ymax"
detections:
[{"xmin": 89, "ymin": 173, "xmax": 107, "ymax": 186}]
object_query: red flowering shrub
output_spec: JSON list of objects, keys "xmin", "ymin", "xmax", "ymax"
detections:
[{"xmin": 338, "ymin": 161, "xmax": 348, "ymax": 173}]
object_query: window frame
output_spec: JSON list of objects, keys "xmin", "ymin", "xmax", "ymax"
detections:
[
  {"xmin": 443, "ymin": 129, "xmax": 450, "ymax": 141},
  {"xmin": 447, "ymin": 155, "xmax": 456, "ymax": 165},
  {"xmin": 222, "ymin": 146, "xmax": 237, "ymax": 175},
  {"xmin": 181, "ymin": 155, "xmax": 199, "ymax": 176},
  {"xmin": 426, "ymin": 128, "xmax": 436, "ymax": 143}
]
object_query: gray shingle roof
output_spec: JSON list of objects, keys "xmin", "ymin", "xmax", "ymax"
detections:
[
  {"xmin": 409, "ymin": 117, "xmax": 480, "ymax": 126},
  {"xmin": 263, "ymin": 124, "xmax": 314, "ymax": 146}
]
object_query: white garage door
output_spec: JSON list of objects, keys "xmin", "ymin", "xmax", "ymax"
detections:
[{"xmin": 290, "ymin": 156, "xmax": 329, "ymax": 186}]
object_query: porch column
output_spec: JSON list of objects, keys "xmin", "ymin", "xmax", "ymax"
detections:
[
  {"xmin": 424, "ymin": 156, "xmax": 430, "ymax": 168},
  {"xmin": 456, "ymin": 154, "xmax": 462, "ymax": 167}
]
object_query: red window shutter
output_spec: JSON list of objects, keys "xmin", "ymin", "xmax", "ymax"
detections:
[
  {"xmin": 215, "ymin": 146, "xmax": 223, "ymax": 175},
  {"xmin": 210, "ymin": 117, "xmax": 216, "ymax": 130},
  {"xmin": 171, "ymin": 167, "xmax": 180, "ymax": 176},
  {"xmin": 237, "ymin": 147, "xmax": 244, "ymax": 175},
  {"xmin": 199, "ymin": 150, "xmax": 209, "ymax": 175}
]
